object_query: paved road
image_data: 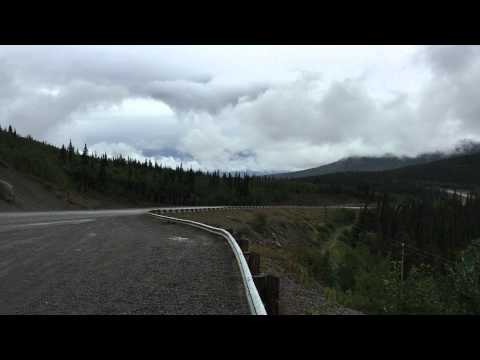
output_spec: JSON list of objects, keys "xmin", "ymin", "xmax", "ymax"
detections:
[{"xmin": 0, "ymin": 209, "xmax": 250, "ymax": 315}]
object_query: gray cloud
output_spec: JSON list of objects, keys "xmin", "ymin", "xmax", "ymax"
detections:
[
  {"xmin": 3, "ymin": 80, "xmax": 129, "ymax": 137},
  {"xmin": 0, "ymin": 46, "xmax": 268, "ymax": 139},
  {"xmin": 423, "ymin": 45, "xmax": 480, "ymax": 77},
  {"xmin": 142, "ymin": 80, "xmax": 269, "ymax": 114},
  {"xmin": 0, "ymin": 46, "xmax": 212, "ymax": 87},
  {"xmin": 2, "ymin": 45, "xmax": 480, "ymax": 173},
  {"xmin": 419, "ymin": 45, "xmax": 480, "ymax": 135}
]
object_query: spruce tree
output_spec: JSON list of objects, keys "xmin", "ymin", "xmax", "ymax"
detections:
[
  {"xmin": 59, "ymin": 144, "xmax": 67, "ymax": 164},
  {"xmin": 67, "ymin": 140, "xmax": 75, "ymax": 163},
  {"xmin": 82, "ymin": 144, "xmax": 88, "ymax": 164},
  {"xmin": 98, "ymin": 153, "xmax": 108, "ymax": 191}
]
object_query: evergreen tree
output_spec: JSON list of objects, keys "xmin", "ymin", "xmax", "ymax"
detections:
[
  {"xmin": 59, "ymin": 144, "xmax": 67, "ymax": 164},
  {"xmin": 82, "ymin": 144, "xmax": 88, "ymax": 164},
  {"xmin": 98, "ymin": 153, "xmax": 108, "ymax": 191},
  {"xmin": 67, "ymin": 140, "xmax": 75, "ymax": 163}
]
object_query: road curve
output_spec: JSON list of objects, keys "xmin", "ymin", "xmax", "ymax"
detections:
[{"xmin": 0, "ymin": 209, "xmax": 250, "ymax": 315}]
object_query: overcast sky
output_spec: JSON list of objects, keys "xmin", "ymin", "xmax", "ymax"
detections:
[{"xmin": 1, "ymin": 45, "xmax": 480, "ymax": 172}]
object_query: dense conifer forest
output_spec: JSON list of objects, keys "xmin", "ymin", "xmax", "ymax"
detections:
[
  {"xmin": 0, "ymin": 125, "xmax": 361, "ymax": 206},
  {"xmin": 314, "ymin": 191, "xmax": 480, "ymax": 313}
]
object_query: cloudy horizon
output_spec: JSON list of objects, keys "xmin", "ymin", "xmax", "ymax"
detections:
[{"xmin": 1, "ymin": 45, "xmax": 480, "ymax": 173}]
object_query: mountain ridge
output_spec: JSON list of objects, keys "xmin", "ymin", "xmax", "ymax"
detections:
[{"xmin": 273, "ymin": 139, "xmax": 480, "ymax": 179}]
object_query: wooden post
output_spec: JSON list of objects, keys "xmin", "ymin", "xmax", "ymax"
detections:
[
  {"xmin": 245, "ymin": 251, "xmax": 260, "ymax": 275},
  {"xmin": 266, "ymin": 275, "xmax": 280, "ymax": 315},
  {"xmin": 253, "ymin": 274, "xmax": 280, "ymax": 315},
  {"xmin": 253, "ymin": 274, "xmax": 266, "ymax": 305},
  {"xmin": 237, "ymin": 238, "xmax": 249, "ymax": 252},
  {"xmin": 401, "ymin": 241, "xmax": 405, "ymax": 282}
]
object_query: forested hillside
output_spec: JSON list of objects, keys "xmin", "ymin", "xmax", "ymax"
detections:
[
  {"xmin": 305, "ymin": 151, "xmax": 480, "ymax": 197},
  {"xmin": 274, "ymin": 140, "xmax": 480, "ymax": 180},
  {"xmin": 0, "ymin": 125, "xmax": 361, "ymax": 207},
  {"xmin": 273, "ymin": 155, "xmax": 440, "ymax": 179}
]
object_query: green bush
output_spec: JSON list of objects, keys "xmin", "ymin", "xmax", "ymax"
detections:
[
  {"xmin": 446, "ymin": 239, "xmax": 480, "ymax": 313},
  {"xmin": 401, "ymin": 265, "xmax": 445, "ymax": 314},
  {"xmin": 320, "ymin": 237, "xmax": 449, "ymax": 314}
]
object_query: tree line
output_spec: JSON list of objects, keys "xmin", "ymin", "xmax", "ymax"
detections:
[
  {"xmin": 0, "ymin": 125, "xmax": 356, "ymax": 206},
  {"xmin": 353, "ymin": 190, "xmax": 480, "ymax": 272}
]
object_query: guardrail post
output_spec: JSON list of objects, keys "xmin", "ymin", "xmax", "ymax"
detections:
[
  {"xmin": 237, "ymin": 238, "xmax": 249, "ymax": 252},
  {"xmin": 244, "ymin": 251, "xmax": 260, "ymax": 276},
  {"xmin": 253, "ymin": 274, "xmax": 279, "ymax": 315}
]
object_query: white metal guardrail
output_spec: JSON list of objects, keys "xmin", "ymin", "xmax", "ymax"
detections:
[
  {"xmin": 148, "ymin": 211, "xmax": 267, "ymax": 315},
  {"xmin": 147, "ymin": 203, "xmax": 370, "ymax": 314},
  {"xmin": 153, "ymin": 204, "xmax": 369, "ymax": 212}
]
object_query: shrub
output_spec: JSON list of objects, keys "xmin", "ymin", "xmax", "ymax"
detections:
[{"xmin": 446, "ymin": 239, "xmax": 480, "ymax": 313}]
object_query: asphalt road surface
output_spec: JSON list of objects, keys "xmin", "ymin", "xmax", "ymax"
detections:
[{"xmin": 0, "ymin": 209, "xmax": 250, "ymax": 315}]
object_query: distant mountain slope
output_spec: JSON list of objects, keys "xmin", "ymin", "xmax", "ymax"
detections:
[
  {"xmin": 273, "ymin": 154, "xmax": 444, "ymax": 179},
  {"xmin": 309, "ymin": 151, "xmax": 480, "ymax": 188},
  {"xmin": 386, "ymin": 151, "xmax": 480, "ymax": 186},
  {"xmin": 273, "ymin": 139, "xmax": 480, "ymax": 179}
]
